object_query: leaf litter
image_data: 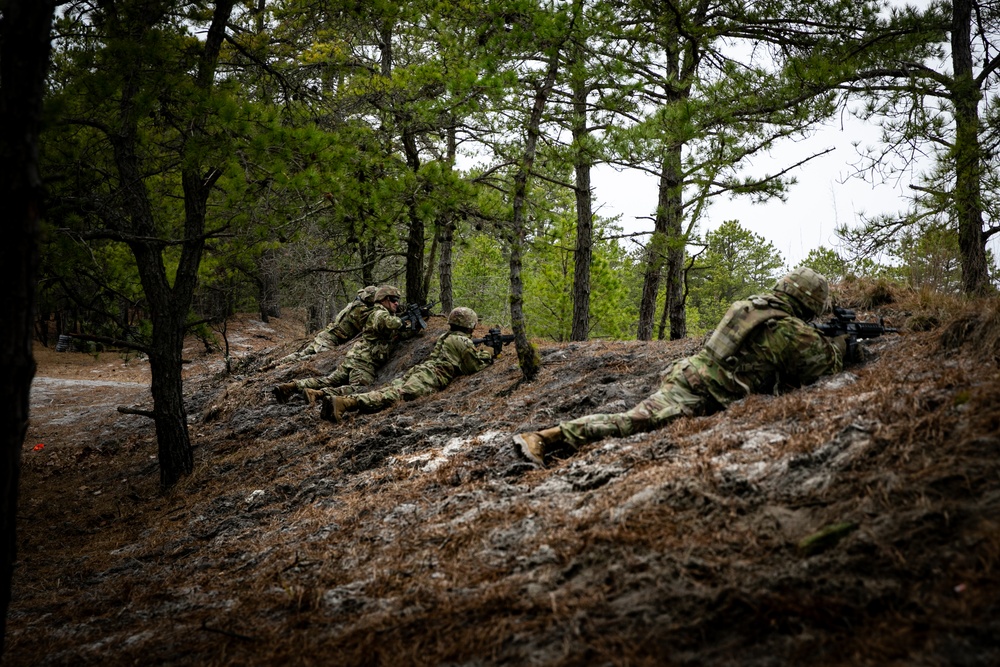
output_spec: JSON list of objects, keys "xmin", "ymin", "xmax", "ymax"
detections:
[{"xmin": 8, "ymin": 291, "xmax": 1000, "ymax": 666}]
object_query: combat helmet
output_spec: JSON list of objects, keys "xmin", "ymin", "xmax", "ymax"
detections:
[
  {"xmin": 373, "ymin": 285, "xmax": 401, "ymax": 302},
  {"xmin": 447, "ymin": 306, "xmax": 478, "ymax": 330},
  {"xmin": 773, "ymin": 267, "xmax": 829, "ymax": 317},
  {"xmin": 358, "ymin": 285, "xmax": 378, "ymax": 305}
]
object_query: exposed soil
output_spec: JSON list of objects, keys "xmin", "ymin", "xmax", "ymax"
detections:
[{"xmin": 6, "ymin": 295, "xmax": 1000, "ymax": 666}]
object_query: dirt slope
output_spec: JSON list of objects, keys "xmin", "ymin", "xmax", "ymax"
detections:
[{"xmin": 7, "ymin": 297, "xmax": 1000, "ymax": 666}]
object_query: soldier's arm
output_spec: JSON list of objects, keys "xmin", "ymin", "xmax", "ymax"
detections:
[
  {"xmin": 368, "ymin": 309, "xmax": 407, "ymax": 337},
  {"xmin": 774, "ymin": 318, "xmax": 844, "ymax": 383},
  {"xmin": 456, "ymin": 337, "xmax": 494, "ymax": 375}
]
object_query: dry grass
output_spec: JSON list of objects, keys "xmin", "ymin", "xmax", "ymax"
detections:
[{"xmin": 8, "ymin": 293, "xmax": 1000, "ymax": 666}]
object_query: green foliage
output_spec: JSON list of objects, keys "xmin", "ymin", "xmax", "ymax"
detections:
[
  {"xmin": 452, "ymin": 233, "xmax": 510, "ymax": 328},
  {"xmin": 524, "ymin": 214, "xmax": 638, "ymax": 341},
  {"xmin": 449, "ymin": 218, "xmax": 638, "ymax": 341},
  {"xmin": 686, "ymin": 220, "xmax": 785, "ymax": 334},
  {"xmin": 38, "ymin": 0, "xmax": 1000, "ymax": 361}
]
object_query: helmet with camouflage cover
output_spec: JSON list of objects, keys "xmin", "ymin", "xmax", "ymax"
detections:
[
  {"xmin": 773, "ymin": 267, "xmax": 829, "ymax": 317},
  {"xmin": 358, "ymin": 285, "xmax": 378, "ymax": 305},
  {"xmin": 373, "ymin": 285, "xmax": 401, "ymax": 303},
  {"xmin": 447, "ymin": 306, "xmax": 478, "ymax": 330}
]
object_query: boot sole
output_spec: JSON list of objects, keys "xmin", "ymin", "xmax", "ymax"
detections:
[{"xmin": 513, "ymin": 434, "xmax": 544, "ymax": 467}]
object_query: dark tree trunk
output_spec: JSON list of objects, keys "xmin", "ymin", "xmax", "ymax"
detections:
[
  {"xmin": 361, "ymin": 237, "xmax": 377, "ymax": 286},
  {"xmin": 437, "ymin": 219, "xmax": 455, "ymax": 313},
  {"xmin": 951, "ymin": 0, "xmax": 991, "ymax": 295},
  {"xmin": 637, "ymin": 163, "xmax": 670, "ymax": 340},
  {"xmin": 510, "ymin": 42, "xmax": 566, "ymax": 380},
  {"xmin": 256, "ymin": 247, "xmax": 281, "ymax": 322},
  {"xmin": 665, "ymin": 209, "xmax": 687, "ymax": 341},
  {"xmin": 438, "ymin": 124, "xmax": 458, "ymax": 313},
  {"xmin": 404, "ymin": 203, "xmax": 426, "ymax": 304},
  {"xmin": 402, "ymin": 127, "xmax": 427, "ymax": 306},
  {"xmin": 147, "ymin": 312, "xmax": 194, "ymax": 486},
  {"xmin": 0, "ymin": 0, "xmax": 56, "ymax": 651},
  {"xmin": 570, "ymin": 62, "xmax": 593, "ymax": 342},
  {"xmin": 640, "ymin": 143, "xmax": 685, "ymax": 340},
  {"xmin": 109, "ymin": 0, "xmax": 234, "ymax": 489}
]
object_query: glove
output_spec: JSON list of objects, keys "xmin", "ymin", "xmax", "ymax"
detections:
[
  {"xmin": 833, "ymin": 335, "xmax": 866, "ymax": 364},
  {"xmin": 832, "ymin": 334, "xmax": 849, "ymax": 358}
]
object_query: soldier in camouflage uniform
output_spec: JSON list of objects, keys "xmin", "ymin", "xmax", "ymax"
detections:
[
  {"xmin": 319, "ymin": 307, "xmax": 496, "ymax": 422},
  {"xmin": 513, "ymin": 267, "xmax": 855, "ymax": 466},
  {"xmin": 271, "ymin": 285, "xmax": 418, "ymax": 403},
  {"xmin": 275, "ymin": 285, "xmax": 378, "ymax": 365}
]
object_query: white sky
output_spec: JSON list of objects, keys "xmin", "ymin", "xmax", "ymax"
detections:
[
  {"xmin": 590, "ymin": 0, "xmax": 1000, "ymax": 273},
  {"xmin": 591, "ymin": 115, "xmax": 914, "ymax": 269}
]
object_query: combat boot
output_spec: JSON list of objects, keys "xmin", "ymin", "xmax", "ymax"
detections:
[
  {"xmin": 272, "ymin": 382, "xmax": 298, "ymax": 404},
  {"xmin": 512, "ymin": 427, "xmax": 563, "ymax": 467},
  {"xmin": 330, "ymin": 396, "xmax": 359, "ymax": 423},
  {"xmin": 302, "ymin": 388, "xmax": 325, "ymax": 407}
]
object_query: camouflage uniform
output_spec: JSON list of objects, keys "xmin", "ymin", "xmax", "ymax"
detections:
[
  {"xmin": 278, "ymin": 286, "xmax": 377, "ymax": 363},
  {"xmin": 352, "ymin": 329, "xmax": 494, "ymax": 413},
  {"xmin": 558, "ymin": 291, "xmax": 844, "ymax": 447},
  {"xmin": 296, "ymin": 303, "xmax": 416, "ymax": 396}
]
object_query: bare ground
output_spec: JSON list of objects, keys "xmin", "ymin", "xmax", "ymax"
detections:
[{"xmin": 6, "ymin": 292, "xmax": 1000, "ymax": 666}]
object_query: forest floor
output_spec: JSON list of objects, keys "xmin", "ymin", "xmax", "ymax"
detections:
[{"xmin": 6, "ymin": 286, "xmax": 1000, "ymax": 666}]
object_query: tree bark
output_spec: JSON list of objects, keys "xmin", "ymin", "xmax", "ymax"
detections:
[
  {"xmin": 438, "ymin": 124, "xmax": 458, "ymax": 313},
  {"xmin": 637, "ymin": 154, "xmax": 671, "ymax": 340},
  {"xmin": 0, "ymin": 0, "xmax": 56, "ymax": 651},
  {"xmin": 109, "ymin": 0, "xmax": 235, "ymax": 489},
  {"xmin": 438, "ymin": 220, "xmax": 455, "ymax": 313},
  {"xmin": 509, "ymin": 47, "xmax": 564, "ymax": 381},
  {"xmin": 950, "ymin": 0, "xmax": 991, "ymax": 295},
  {"xmin": 256, "ymin": 247, "xmax": 281, "ymax": 321},
  {"xmin": 570, "ymin": 59, "xmax": 594, "ymax": 342}
]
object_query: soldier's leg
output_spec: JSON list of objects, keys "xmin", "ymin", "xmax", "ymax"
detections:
[
  {"xmin": 354, "ymin": 384, "xmax": 403, "ymax": 413},
  {"xmin": 559, "ymin": 377, "xmax": 708, "ymax": 449},
  {"xmin": 301, "ymin": 328, "xmax": 339, "ymax": 356},
  {"xmin": 319, "ymin": 362, "xmax": 376, "ymax": 397},
  {"xmin": 296, "ymin": 365, "xmax": 350, "ymax": 391},
  {"xmin": 397, "ymin": 368, "xmax": 444, "ymax": 403}
]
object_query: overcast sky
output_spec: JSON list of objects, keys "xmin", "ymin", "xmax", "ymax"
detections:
[
  {"xmin": 590, "ymin": 113, "xmax": 916, "ymax": 270},
  {"xmin": 589, "ymin": 0, "xmax": 1000, "ymax": 273}
]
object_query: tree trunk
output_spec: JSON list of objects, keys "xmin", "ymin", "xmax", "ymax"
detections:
[
  {"xmin": 437, "ymin": 124, "xmax": 458, "ymax": 313},
  {"xmin": 510, "ymin": 46, "xmax": 565, "ymax": 381},
  {"xmin": 570, "ymin": 61, "xmax": 593, "ymax": 342},
  {"xmin": 147, "ymin": 312, "xmax": 194, "ymax": 487},
  {"xmin": 438, "ymin": 219, "xmax": 455, "ymax": 313},
  {"xmin": 0, "ymin": 0, "xmax": 56, "ymax": 650},
  {"xmin": 951, "ymin": 0, "xmax": 991, "ymax": 295},
  {"xmin": 361, "ymin": 237, "xmax": 377, "ymax": 286},
  {"xmin": 636, "ymin": 154, "xmax": 674, "ymax": 340},
  {"xmin": 666, "ymin": 242, "xmax": 686, "ymax": 340},
  {"xmin": 256, "ymin": 247, "xmax": 281, "ymax": 322},
  {"xmin": 404, "ymin": 199, "xmax": 427, "ymax": 305},
  {"xmin": 111, "ymin": 0, "xmax": 234, "ymax": 489}
]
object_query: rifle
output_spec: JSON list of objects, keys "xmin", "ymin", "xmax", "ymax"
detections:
[
  {"xmin": 473, "ymin": 327, "xmax": 516, "ymax": 357},
  {"xmin": 400, "ymin": 301, "xmax": 436, "ymax": 331},
  {"xmin": 811, "ymin": 307, "xmax": 899, "ymax": 360}
]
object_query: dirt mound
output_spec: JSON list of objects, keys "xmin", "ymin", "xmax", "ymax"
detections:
[{"xmin": 7, "ymin": 299, "xmax": 1000, "ymax": 666}]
